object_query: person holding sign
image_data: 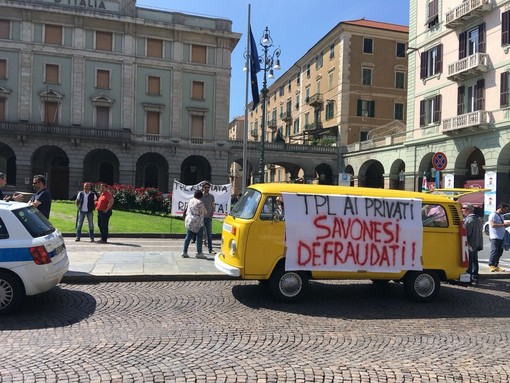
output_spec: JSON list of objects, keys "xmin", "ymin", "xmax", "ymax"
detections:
[{"xmin": 181, "ymin": 190, "xmax": 208, "ymax": 259}]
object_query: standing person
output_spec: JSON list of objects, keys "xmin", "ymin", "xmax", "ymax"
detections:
[
  {"xmin": 95, "ymin": 183, "xmax": 114, "ymax": 244},
  {"xmin": 488, "ymin": 202, "xmax": 510, "ymax": 272},
  {"xmin": 201, "ymin": 182, "xmax": 216, "ymax": 254},
  {"xmin": 75, "ymin": 182, "xmax": 96, "ymax": 242},
  {"xmin": 0, "ymin": 172, "xmax": 6, "ymax": 200},
  {"xmin": 181, "ymin": 190, "xmax": 207, "ymax": 259},
  {"xmin": 462, "ymin": 203, "xmax": 483, "ymax": 284},
  {"xmin": 29, "ymin": 175, "xmax": 52, "ymax": 219}
]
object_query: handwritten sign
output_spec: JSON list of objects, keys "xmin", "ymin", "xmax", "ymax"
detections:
[
  {"xmin": 283, "ymin": 193, "xmax": 423, "ymax": 273},
  {"xmin": 170, "ymin": 180, "xmax": 231, "ymax": 218}
]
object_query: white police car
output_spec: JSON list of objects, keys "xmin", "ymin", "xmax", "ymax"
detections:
[{"xmin": 0, "ymin": 201, "xmax": 69, "ymax": 314}]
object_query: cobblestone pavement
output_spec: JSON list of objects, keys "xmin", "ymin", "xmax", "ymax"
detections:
[{"xmin": 1, "ymin": 279, "xmax": 509, "ymax": 382}]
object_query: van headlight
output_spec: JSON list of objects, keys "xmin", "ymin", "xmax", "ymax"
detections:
[{"xmin": 230, "ymin": 239, "xmax": 237, "ymax": 255}]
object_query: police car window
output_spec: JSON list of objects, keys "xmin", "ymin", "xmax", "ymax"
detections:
[
  {"xmin": 0, "ymin": 217, "xmax": 9, "ymax": 239},
  {"xmin": 422, "ymin": 204, "xmax": 448, "ymax": 227}
]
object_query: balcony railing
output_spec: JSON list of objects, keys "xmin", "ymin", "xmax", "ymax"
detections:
[
  {"xmin": 445, "ymin": 0, "xmax": 491, "ymax": 29},
  {"xmin": 447, "ymin": 52, "xmax": 488, "ymax": 81},
  {"xmin": 250, "ymin": 129, "xmax": 258, "ymax": 137},
  {"xmin": 307, "ymin": 93, "xmax": 323, "ymax": 107},
  {"xmin": 280, "ymin": 111, "xmax": 292, "ymax": 122},
  {"xmin": 304, "ymin": 121, "xmax": 323, "ymax": 131},
  {"xmin": 442, "ymin": 110, "xmax": 490, "ymax": 134},
  {"xmin": 267, "ymin": 118, "xmax": 277, "ymax": 129}
]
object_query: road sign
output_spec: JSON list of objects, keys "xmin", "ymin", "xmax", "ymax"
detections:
[{"xmin": 432, "ymin": 152, "xmax": 447, "ymax": 171}]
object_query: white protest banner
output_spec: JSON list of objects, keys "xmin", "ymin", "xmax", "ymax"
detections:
[
  {"xmin": 171, "ymin": 180, "xmax": 231, "ymax": 218},
  {"xmin": 283, "ymin": 193, "xmax": 423, "ymax": 273}
]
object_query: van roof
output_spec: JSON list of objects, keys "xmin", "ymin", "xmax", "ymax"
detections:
[{"xmin": 248, "ymin": 183, "xmax": 456, "ymax": 204}]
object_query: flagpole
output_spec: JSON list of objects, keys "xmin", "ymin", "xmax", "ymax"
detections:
[{"xmin": 241, "ymin": 4, "xmax": 251, "ymax": 194}]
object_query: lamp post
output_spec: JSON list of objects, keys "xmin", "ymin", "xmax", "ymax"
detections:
[{"xmin": 255, "ymin": 26, "xmax": 281, "ymax": 183}]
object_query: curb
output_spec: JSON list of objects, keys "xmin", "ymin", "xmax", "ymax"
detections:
[{"xmin": 61, "ymin": 274, "xmax": 234, "ymax": 284}]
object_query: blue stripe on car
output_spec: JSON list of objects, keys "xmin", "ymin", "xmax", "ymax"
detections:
[{"xmin": 0, "ymin": 247, "xmax": 34, "ymax": 262}]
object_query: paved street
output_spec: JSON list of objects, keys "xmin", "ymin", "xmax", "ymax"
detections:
[{"xmin": 1, "ymin": 278, "xmax": 509, "ymax": 382}]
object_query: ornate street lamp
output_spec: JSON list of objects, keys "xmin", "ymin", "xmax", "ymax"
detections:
[{"xmin": 255, "ymin": 26, "xmax": 281, "ymax": 183}]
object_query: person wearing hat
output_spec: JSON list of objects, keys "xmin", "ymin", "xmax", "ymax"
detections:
[{"xmin": 462, "ymin": 203, "xmax": 483, "ymax": 284}]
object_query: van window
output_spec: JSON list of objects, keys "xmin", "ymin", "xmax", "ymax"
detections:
[
  {"xmin": 260, "ymin": 196, "xmax": 285, "ymax": 221},
  {"xmin": 422, "ymin": 204, "xmax": 448, "ymax": 227},
  {"xmin": 12, "ymin": 206, "xmax": 55, "ymax": 237},
  {"xmin": 230, "ymin": 189, "xmax": 261, "ymax": 219}
]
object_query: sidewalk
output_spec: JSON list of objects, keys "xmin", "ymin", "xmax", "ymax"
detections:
[{"xmin": 61, "ymin": 236, "xmax": 510, "ymax": 283}]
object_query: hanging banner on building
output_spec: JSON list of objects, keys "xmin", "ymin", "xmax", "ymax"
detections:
[
  {"xmin": 282, "ymin": 193, "xmax": 423, "ymax": 272},
  {"xmin": 171, "ymin": 180, "xmax": 231, "ymax": 218}
]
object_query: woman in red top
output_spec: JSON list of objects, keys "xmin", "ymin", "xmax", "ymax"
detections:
[{"xmin": 95, "ymin": 183, "xmax": 114, "ymax": 243}]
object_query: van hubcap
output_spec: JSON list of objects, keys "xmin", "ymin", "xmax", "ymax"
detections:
[
  {"xmin": 414, "ymin": 274, "xmax": 435, "ymax": 297},
  {"xmin": 279, "ymin": 272, "xmax": 302, "ymax": 297}
]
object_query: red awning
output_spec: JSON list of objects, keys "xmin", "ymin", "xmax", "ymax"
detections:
[{"xmin": 457, "ymin": 191, "xmax": 485, "ymax": 208}]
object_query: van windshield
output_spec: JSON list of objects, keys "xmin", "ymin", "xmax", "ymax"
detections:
[
  {"xmin": 230, "ymin": 189, "xmax": 261, "ymax": 219},
  {"xmin": 12, "ymin": 206, "xmax": 56, "ymax": 238}
]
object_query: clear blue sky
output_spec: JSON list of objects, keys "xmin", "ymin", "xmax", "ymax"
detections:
[{"xmin": 136, "ymin": 0, "xmax": 410, "ymax": 121}]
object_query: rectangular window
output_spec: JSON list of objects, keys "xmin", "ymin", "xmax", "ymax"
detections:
[
  {"xmin": 357, "ymin": 99, "xmax": 375, "ymax": 117},
  {"xmin": 96, "ymin": 69, "xmax": 110, "ymax": 89},
  {"xmin": 0, "ymin": 98, "xmax": 5, "ymax": 121},
  {"xmin": 148, "ymin": 76, "xmax": 161, "ymax": 95},
  {"xmin": 44, "ymin": 101, "xmax": 59, "ymax": 125},
  {"xmin": 325, "ymin": 102, "xmax": 334, "ymax": 120},
  {"xmin": 192, "ymin": 81, "xmax": 204, "ymax": 99},
  {"xmin": 0, "ymin": 19, "xmax": 9, "ymax": 39},
  {"xmin": 287, "ymin": 79, "xmax": 291, "ymax": 92},
  {"xmin": 191, "ymin": 115, "xmax": 204, "ymax": 137},
  {"xmin": 316, "ymin": 77, "xmax": 321, "ymax": 94},
  {"xmin": 396, "ymin": 42, "xmax": 406, "ymax": 58},
  {"xmin": 360, "ymin": 131, "xmax": 369, "ymax": 141},
  {"xmin": 293, "ymin": 117, "xmax": 300, "ymax": 134},
  {"xmin": 420, "ymin": 44, "xmax": 443, "ymax": 79},
  {"xmin": 147, "ymin": 38, "xmax": 163, "ymax": 58},
  {"xmin": 362, "ymin": 67, "xmax": 372, "ymax": 86},
  {"xmin": 394, "ymin": 103, "xmax": 404, "ymax": 120},
  {"xmin": 45, "ymin": 24, "xmax": 62, "ymax": 45},
  {"xmin": 191, "ymin": 44, "xmax": 207, "ymax": 64},
  {"xmin": 459, "ymin": 23, "xmax": 486, "ymax": 59},
  {"xmin": 315, "ymin": 52, "xmax": 323, "ymax": 69},
  {"xmin": 146, "ymin": 111, "xmax": 160, "ymax": 134},
  {"xmin": 295, "ymin": 94, "xmax": 300, "ymax": 109},
  {"xmin": 427, "ymin": 0, "xmax": 439, "ymax": 28},
  {"xmin": 363, "ymin": 38, "xmax": 373, "ymax": 54},
  {"xmin": 45, "ymin": 64, "xmax": 59, "ymax": 84},
  {"xmin": 279, "ymin": 86, "xmax": 284, "ymax": 97},
  {"xmin": 95, "ymin": 31, "xmax": 113, "ymax": 51},
  {"xmin": 419, "ymin": 95, "xmax": 442, "ymax": 126},
  {"xmin": 329, "ymin": 43, "xmax": 335, "ymax": 59},
  {"xmin": 96, "ymin": 106, "xmax": 109, "ymax": 129},
  {"xmin": 306, "ymin": 63, "xmax": 310, "ymax": 78},
  {"xmin": 328, "ymin": 70, "xmax": 334, "ymax": 90},
  {"xmin": 459, "ymin": 80, "xmax": 484, "ymax": 113},
  {"xmin": 0, "ymin": 59, "xmax": 6, "ymax": 79},
  {"xmin": 305, "ymin": 86, "xmax": 310, "ymax": 102},
  {"xmin": 395, "ymin": 71, "xmax": 405, "ymax": 89},
  {"xmin": 296, "ymin": 71, "xmax": 300, "ymax": 85}
]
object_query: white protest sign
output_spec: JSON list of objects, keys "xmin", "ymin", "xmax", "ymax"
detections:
[
  {"xmin": 283, "ymin": 193, "xmax": 423, "ymax": 273},
  {"xmin": 171, "ymin": 180, "xmax": 231, "ymax": 218}
]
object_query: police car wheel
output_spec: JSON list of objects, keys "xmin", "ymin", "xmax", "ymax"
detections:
[
  {"xmin": 269, "ymin": 264, "xmax": 308, "ymax": 303},
  {"xmin": 0, "ymin": 271, "xmax": 24, "ymax": 315},
  {"xmin": 404, "ymin": 271, "xmax": 440, "ymax": 303}
]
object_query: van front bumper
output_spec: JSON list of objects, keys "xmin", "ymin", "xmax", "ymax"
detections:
[{"xmin": 214, "ymin": 253, "xmax": 241, "ymax": 277}]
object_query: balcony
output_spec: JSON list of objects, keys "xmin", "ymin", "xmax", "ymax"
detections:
[
  {"xmin": 250, "ymin": 129, "xmax": 258, "ymax": 137},
  {"xmin": 307, "ymin": 93, "xmax": 323, "ymax": 107},
  {"xmin": 280, "ymin": 111, "xmax": 292, "ymax": 122},
  {"xmin": 445, "ymin": 0, "xmax": 491, "ymax": 29},
  {"xmin": 304, "ymin": 121, "xmax": 323, "ymax": 131},
  {"xmin": 447, "ymin": 52, "xmax": 488, "ymax": 81},
  {"xmin": 267, "ymin": 118, "xmax": 277, "ymax": 129},
  {"xmin": 442, "ymin": 110, "xmax": 490, "ymax": 134}
]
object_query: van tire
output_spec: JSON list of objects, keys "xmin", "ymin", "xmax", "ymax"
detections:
[
  {"xmin": 404, "ymin": 271, "xmax": 440, "ymax": 302},
  {"xmin": 0, "ymin": 271, "xmax": 24, "ymax": 315},
  {"xmin": 269, "ymin": 265, "xmax": 308, "ymax": 303}
]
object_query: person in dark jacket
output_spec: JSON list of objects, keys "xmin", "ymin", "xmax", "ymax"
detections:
[
  {"xmin": 75, "ymin": 182, "xmax": 96, "ymax": 242},
  {"xmin": 29, "ymin": 175, "xmax": 52, "ymax": 219},
  {"xmin": 462, "ymin": 203, "xmax": 483, "ymax": 284}
]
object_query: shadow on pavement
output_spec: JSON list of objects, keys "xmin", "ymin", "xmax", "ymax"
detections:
[
  {"xmin": 232, "ymin": 279, "xmax": 510, "ymax": 320},
  {"xmin": 0, "ymin": 287, "xmax": 97, "ymax": 330}
]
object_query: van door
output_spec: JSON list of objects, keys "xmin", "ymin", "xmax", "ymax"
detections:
[{"xmin": 244, "ymin": 195, "xmax": 285, "ymax": 277}]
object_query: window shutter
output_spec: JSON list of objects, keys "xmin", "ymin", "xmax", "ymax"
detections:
[
  {"xmin": 419, "ymin": 100, "xmax": 425, "ymax": 127},
  {"xmin": 433, "ymin": 95, "xmax": 441, "ymax": 124},
  {"xmin": 502, "ymin": 11, "xmax": 510, "ymax": 46},
  {"xmin": 457, "ymin": 86, "xmax": 465, "ymax": 115},
  {"xmin": 369, "ymin": 101, "xmax": 375, "ymax": 118},
  {"xmin": 478, "ymin": 23, "xmax": 486, "ymax": 53},
  {"xmin": 501, "ymin": 72, "xmax": 509, "ymax": 107},
  {"xmin": 459, "ymin": 32, "xmax": 466, "ymax": 59},
  {"xmin": 475, "ymin": 79, "xmax": 485, "ymax": 111},
  {"xmin": 420, "ymin": 52, "xmax": 427, "ymax": 79},
  {"xmin": 435, "ymin": 44, "xmax": 443, "ymax": 74},
  {"xmin": 357, "ymin": 99, "xmax": 362, "ymax": 116}
]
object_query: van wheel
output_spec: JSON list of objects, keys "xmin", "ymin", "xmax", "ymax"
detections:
[
  {"xmin": 0, "ymin": 271, "xmax": 24, "ymax": 315},
  {"xmin": 404, "ymin": 271, "xmax": 440, "ymax": 303},
  {"xmin": 269, "ymin": 265, "xmax": 308, "ymax": 303}
]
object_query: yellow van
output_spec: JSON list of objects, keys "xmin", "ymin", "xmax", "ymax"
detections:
[{"xmin": 215, "ymin": 183, "xmax": 471, "ymax": 303}]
